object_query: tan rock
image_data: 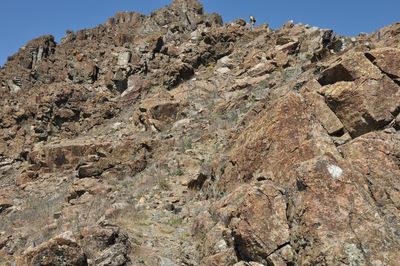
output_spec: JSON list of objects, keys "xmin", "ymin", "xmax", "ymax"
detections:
[
  {"xmin": 320, "ymin": 76, "xmax": 400, "ymax": 137},
  {"xmin": 301, "ymin": 80, "xmax": 344, "ymax": 135},
  {"xmin": 28, "ymin": 140, "xmax": 111, "ymax": 171},
  {"xmin": 200, "ymin": 251, "xmax": 238, "ymax": 266},
  {"xmin": 366, "ymin": 47, "xmax": 400, "ymax": 78},
  {"xmin": 275, "ymin": 41, "xmax": 299, "ymax": 55},
  {"xmin": 342, "ymin": 132, "xmax": 400, "ymax": 210},
  {"xmin": 218, "ymin": 92, "xmax": 341, "ymax": 190},
  {"xmin": 19, "ymin": 231, "xmax": 87, "ymax": 266},
  {"xmin": 67, "ymin": 178, "xmax": 110, "ymax": 203},
  {"xmin": 289, "ymin": 154, "xmax": 400, "ymax": 265},
  {"xmin": 318, "ymin": 50, "xmax": 382, "ymax": 85},
  {"xmin": 213, "ymin": 183, "xmax": 289, "ymax": 263}
]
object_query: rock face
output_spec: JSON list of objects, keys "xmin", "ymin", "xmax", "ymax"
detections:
[{"xmin": 1, "ymin": 0, "xmax": 400, "ymax": 265}]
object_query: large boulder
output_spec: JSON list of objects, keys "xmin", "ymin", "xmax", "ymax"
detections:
[
  {"xmin": 217, "ymin": 92, "xmax": 341, "ymax": 191},
  {"xmin": 213, "ymin": 182, "xmax": 290, "ymax": 264},
  {"xmin": 320, "ymin": 76, "xmax": 400, "ymax": 137},
  {"xmin": 341, "ymin": 131, "xmax": 400, "ymax": 211},
  {"xmin": 28, "ymin": 140, "xmax": 111, "ymax": 171},
  {"xmin": 366, "ymin": 47, "xmax": 400, "ymax": 80},
  {"xmin": 300, "ymin": 79, "xmax": 344, "ymax": 135},
  {"xmin": 80, "ymin": 225, "xmax": 131, "ymax": 266},
  {"xmin": 287, "ymin": 155, "xmax": 400, "ymax": 265},
  {"xmin": 318, "ymin": 51, "xmax": 381, "ymax": 85},
  {"xmin": 19, "ymin": 231, "xmax": 87, "ymax": 266}
]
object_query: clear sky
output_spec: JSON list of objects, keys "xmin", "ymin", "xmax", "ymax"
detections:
[{"xmin": 1, "ymin": 0, "xmax": 399, "ymax": 66}]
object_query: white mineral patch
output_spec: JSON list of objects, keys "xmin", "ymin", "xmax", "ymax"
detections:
[
  {"xmin": 327, "ymin": 164, "xmax": 343, "ymax": 179},
  {"xmin": 216, "ymin": 67, "xmax": 231, "ymax": 74}
]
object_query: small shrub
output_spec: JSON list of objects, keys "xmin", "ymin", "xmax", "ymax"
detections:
[
  {"xmin": 175, "ymin": 167, "xmax": 184, "ymax": 176},
  {"xmin": 158, "ymin": 177, "xmax": 171, "ymax": 190},
  {"xmin": 167, "ymin": 217, "xmax": 184, "ymax": 227}
]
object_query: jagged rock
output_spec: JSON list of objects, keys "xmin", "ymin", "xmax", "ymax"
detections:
[
  {"xmin": 276, "ymin": 41, "xmax": 299, "ymax": 54},
  {"xmin": 300, "ymin": 79, "xmax": 344, "ymax": 135},
  {"xmin": 213, "ymin": 183, "xmax": 289, "ymax": 263},
  {"xmin": 318, "ymin": 50, "xmax": 382, "ymax": 85},
  {"xmin": 67, "ymin": 178, "xmax": 111, "ymax": 203},
  {"xmin": 120, "ymin": 75, "xmax": 150, "ymax": 101},
  {"xmin": 117, "ymin": 51, "xmax": 131, "ymax": 66},
  {"xmin": 80, "ymin": 225, "xmax": 131, "ymax": 266},
  {"xmin": 217, "ymin": 92, "xmax": 341, "ymax": 190},
  {"xmin": 77, "ymin": 163, "xmax": 107, "ymax": 178},
  {"xmin": 366, "ymin": 47, "xmax": 400, "ymax": 79},
  {"xmin": 395, "ymin": 113, "xmax": 400, "ymax": 130},
  {"xmin": 68, "ymin": 62, "xmax": 99, "ymax": 84},
  {"xmin": 187, "ymin": 165, "xmax": 214, "ymax": 190},
  {"xmin": 0, "ymin": 198, "xmax": 13, "ymax": 215},
  {"xmin": 163, "ymin": 62, "xmax": 194, "ymax": 89},
  {"xmin": 6, "ymin": 79, "xmax": 21, "ymax": 93},
  {"xmin": 112, "ymin": 68, "xmax": 130, "ymax": 93},
  {"xmin": 320, "ymin": 75, "xmax": 400, "ymax": 137},
  {"xmin": 28, "ymin": 140, "xmax": 111, "ymax": 171},
  {"xmin": 342, "ymin": 132, "xmax": 400, "ymax": 210},
  {"xmin": 19, "ymin": 231, "xmax": 87, "ymax": 266},
  {"xmin": 139, "ymin": 93, "xmax": 182, "ymax": 127}
]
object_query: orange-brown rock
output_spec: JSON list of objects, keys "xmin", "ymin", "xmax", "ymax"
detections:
[
  {"xmin": 213, "ymin": 182, "xmax": 289, "ymax": 263},
  {"xmin": 366, "ymin": 47, "xmax": 400, "ymax": 78},
  {"xmin": 320, "ymin": 75, "xmax": 400, "ymax": 137},
  {"xmin": 18, "ymin": 232, "xmax": 87, "ymax": 266},
  {"xmin": 300, "ymin": 79, "xmax": 344, "ymax": 135},
  {"xmin": 217, "ymin": 92, "xmax": 340, "ymax": 190},
  {"xmin": 318, "ymin": 50, "xmax": 381, "ymax": 85}
]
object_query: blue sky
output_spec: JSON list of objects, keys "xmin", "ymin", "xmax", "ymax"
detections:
[{"xmin": 1, "ymin": 0, "xmax": 399, "ymax": 66}]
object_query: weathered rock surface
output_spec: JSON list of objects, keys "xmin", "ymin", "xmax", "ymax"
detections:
[
  {"xmin": 1, "ymin": 0, "xmax": 400, "ymax": 265},
  {"xmin": 320, "ymin": 76, "xmax": 400, "ymax": 137},
  {"xmin": 18, "ymin": 231, "xmax": 87, "ymax": 266}
]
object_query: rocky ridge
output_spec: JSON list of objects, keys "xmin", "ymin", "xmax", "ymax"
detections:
[{"xmin": 1, "ymin": 0, "xmax": 400, "ymax": 265}]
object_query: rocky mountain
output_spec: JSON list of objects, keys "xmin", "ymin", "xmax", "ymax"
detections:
[{"xmin": 1, "ymin": 0, "xmax": 400, "ymax": 265}]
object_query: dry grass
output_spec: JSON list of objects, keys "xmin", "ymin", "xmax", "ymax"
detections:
[{"xmin": 109, "ymin": 207, "xmax": 150, "ymax": 230}]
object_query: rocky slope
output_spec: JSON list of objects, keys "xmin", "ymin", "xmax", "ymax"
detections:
[{"xmin": 1, "ymin": 0, "xmax": 400, "ymax": 265}]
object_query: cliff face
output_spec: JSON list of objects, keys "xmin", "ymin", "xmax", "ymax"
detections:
[{"xmin": 1, "ymin": 0, "xmax": 400, "ymax": 265}]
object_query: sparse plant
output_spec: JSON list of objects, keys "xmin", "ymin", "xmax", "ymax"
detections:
[
  {"xmin": 178, "ymin": 137, "xmax": 193, "ymax": 152},
  {"xmin": 158, "ymin": 177, "xmax": 171, "ymax": 190},
  {"xmin": 197, "ymin": 228, "xmax": 207, "ymax": 240},
  {"xmin": 206, "ymin": 62, "xmax": 216, "ymax": 73},
  {"xmin": 167, "ymin": 217, "xmax": 184, "ymax": 227},
  {"xmin": 109, "ymin": 207, "xmax": 150, "ymax": 229},
  {"xmin": 175, "ymin": 167, "xmax": 184, "ymax": 176}
]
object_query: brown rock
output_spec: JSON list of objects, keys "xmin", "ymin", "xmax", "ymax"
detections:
[
  {"xmin": 301, "ymin": 80, "xmax": 344, "ymax": 135},
  {"xmin": 55, "ymin": 107, "xmax": 76, "ymax": 120},
  {"xmin": 214, "ymin": 182, "xmax": 289, "ymax": 263},
  {"xmin": 318, "ymin": 51, "xmax": 382, "ymax": 85},
  {"xmin": 188, "ymin": 165, "xmax": 214, "ymax": 190},
  {"xmin": 341, "ymin": 132, "xmax": 400, "ymax": 210},
  {"xmin": 77, "ymin": 163, "xmax": 106, "ymax": 178},
  {"xmin": 79, "ymin": 225, "xmax": 131, "ymax": 265},
  {"xmin": 67, "ymin": 178, "xmax": 110, "ymax": 203},
  {"xmin": 28, "ymin": 140, "xmax": 111, "ymax": 171},
  {"xmin": 200, "ymin": 251, "xmax": 238, "ymax": 266},
  {"xmin": 19, "ymin": 231, "xmax": 87, "ymax": 266},
  {"xmin": 320, "ymin": 76, "xmax": 400, "ymax": 137},
  {"xmin": 218, "ymin": 92, "xmax": 341, "ymax": 190},
  {"xmin": 0, "ymin": 198, "xmax": 13, "ymax": 215},
  {"xmin": 395, "ymin": 113, "xmax": 400, "ymax": 130},
  {"xmin": 275, "ymin": 41, "xmax": 299, "ymax": 55},
  {"xmin": 366, "ymin": 47, "xmax": 400, "ymax": 78}
]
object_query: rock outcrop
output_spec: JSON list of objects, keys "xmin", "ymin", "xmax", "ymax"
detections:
[{"xmin": 1, "ymin": 0, "xmax": 400, "ymax": 265}]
